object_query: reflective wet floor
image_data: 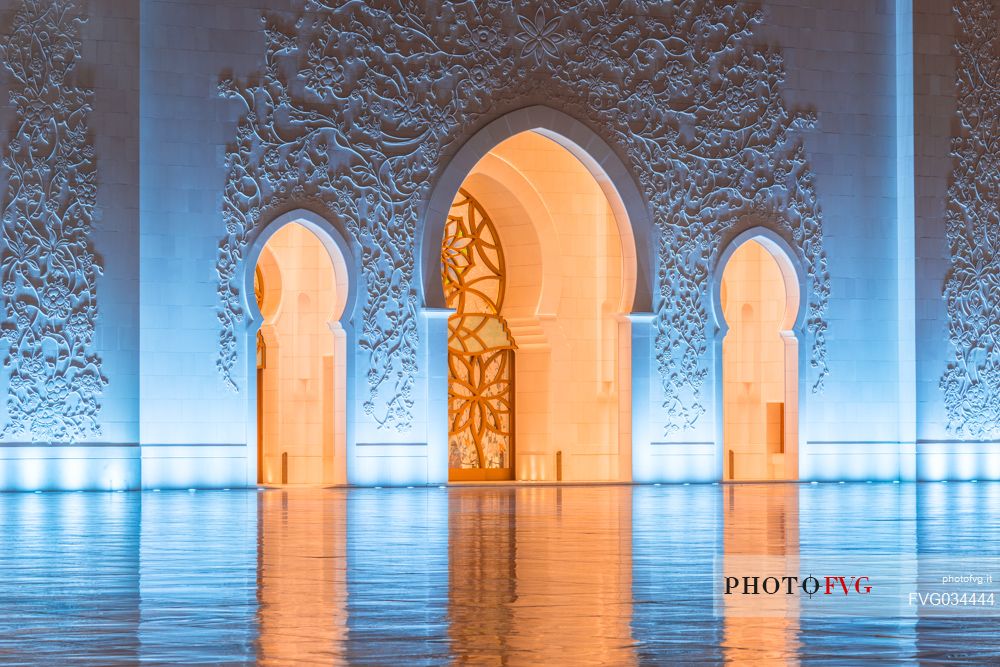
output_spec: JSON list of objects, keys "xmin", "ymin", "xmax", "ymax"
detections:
[{"xmin": 0, "ymin": 483, "xmax": 998, "ymax": 665}]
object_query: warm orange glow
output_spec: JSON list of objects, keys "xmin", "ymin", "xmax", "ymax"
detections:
[
  {"xmin": 256, "ymin": 223, "xmax": 346, "ymax": 484},
  {"xmin": 257, "ymin": 489, "xmax": 347, "ymax": 662},
  {"xmin": 444, "ymin": 190, "xmax": 516, "ymax": 479},
  {"xmin": 451, "ymin": 131, "xmax": 634, "ymax": 482},
  {"xmin": 723, "ymin": 484, "xmax": 801, "ymax": 661},
  {"xmin": 448, "ymin": 487, "xmax": 635, "ymax": 664},
  {"xmin": 722, "ymin": 240, "xmax": 798, "ymax": 481}
]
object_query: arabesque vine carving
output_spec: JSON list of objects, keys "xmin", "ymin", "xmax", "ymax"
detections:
[
  {"xmin": 217, "ymin": 0, "xmax": 828, "ymax": 434},
  {"xmin": 0, "ymin": 0, "xmax": 105, "ymax": 442},
  {"xmin": 940, "ymin": 0, "xmax": 1000, "ymax": 437}
]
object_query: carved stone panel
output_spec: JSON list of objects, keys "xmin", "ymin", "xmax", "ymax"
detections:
[
  {"xmin": 216, "ymin": 0, "xmax": 829, "ymax": 435},
  {"xmin": 0, "ymin": 0, "xmax": 105, "ymax": 442},
  {"xmin": 940, "ymin": 0, "xmax": 1000, "ymax": 437}
]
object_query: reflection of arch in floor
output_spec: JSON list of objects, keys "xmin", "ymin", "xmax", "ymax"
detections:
[
  {"xmin": 448, "ymin": 130, "xmax": 637, "ymax": 482},
  {"xmin": 447, "ymin": 486, "xmax": 634, "ymax": 662},
  {"xmin": 256, "ymin": 489, "xmax": 347, "ymax": 662},
  {"xmin": 722, "ymin": 484, "xmax": 800, "ymax": 659}
]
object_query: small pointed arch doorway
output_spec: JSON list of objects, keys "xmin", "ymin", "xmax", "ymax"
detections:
[
  {"xmin": 248, "ymin": 215, "xmax": 352, "ymax": 486},
  {"xmin": 717, "ymin": 233, "xmax": 803, "ymax": 481}
]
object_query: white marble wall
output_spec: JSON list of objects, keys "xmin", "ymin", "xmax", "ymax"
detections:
[
  {"xmin": 0, "ymin": 0, "xmax": 139, "ymax": 489},
  {"xmin": 755, "ymin": 0, "xmax": 905, "ymax": 480},
  {"xmin": 913, "ymin": 0, "xmax": 1000, "ymax": 480},
  {"xmin": 139, "ymin": 0, "xmax": 299, "ymax": 488}
]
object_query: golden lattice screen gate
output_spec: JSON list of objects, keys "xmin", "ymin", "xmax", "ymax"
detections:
[{"xmin": 442, "ymin": 189, "xmax": 517, "ymax": 481}]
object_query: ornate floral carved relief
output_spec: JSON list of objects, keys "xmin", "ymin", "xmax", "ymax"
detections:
[
  {"xmin": 217, "ymin": 0, "xmax": 828, "ymax": 434},
  {"xmin": 941, "ymin": 0, "xmax": 1000, "ymax": 437},
  {"xmin": 0, "ymin": 0, "xmax": 105, "ymax": 442}
]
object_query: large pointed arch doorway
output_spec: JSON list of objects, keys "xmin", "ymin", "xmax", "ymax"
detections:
[{"xmin": 442, "ymin": 130, "xmax": 636, "ymax": 482}]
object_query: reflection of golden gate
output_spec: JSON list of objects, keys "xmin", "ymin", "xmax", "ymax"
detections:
[{"xmin": 442, "ymin": 189, "xmax": 516, "ymax": 481}]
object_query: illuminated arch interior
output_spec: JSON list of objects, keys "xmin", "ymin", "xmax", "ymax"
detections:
[
  {"xmin": 721, "ymin": 239, "xmax": 800, "ymax": 481},
  {"xmin": 255, "ymin": 222, "xmax": 348, "ymax": 485},
  {"xmin": 444, "ymin": 131, "xmax": 633, "ymax": 482}
]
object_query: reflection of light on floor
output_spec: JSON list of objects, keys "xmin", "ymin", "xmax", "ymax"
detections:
[
  {"xmin": 722, "ymin": 484, "xmax": 800, "ymax": 663},
  {"xmin": 257, "ymin": 489, "xmax": 347, "ymax": 664},
  {"xmin": 0, "ymin": 483, "xmax": 997, "ymax": 663}
]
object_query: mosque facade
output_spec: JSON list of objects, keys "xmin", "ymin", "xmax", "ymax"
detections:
[{"xmin": 0, "ymin": 0, "xmax": 996, "ymax": 489}]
